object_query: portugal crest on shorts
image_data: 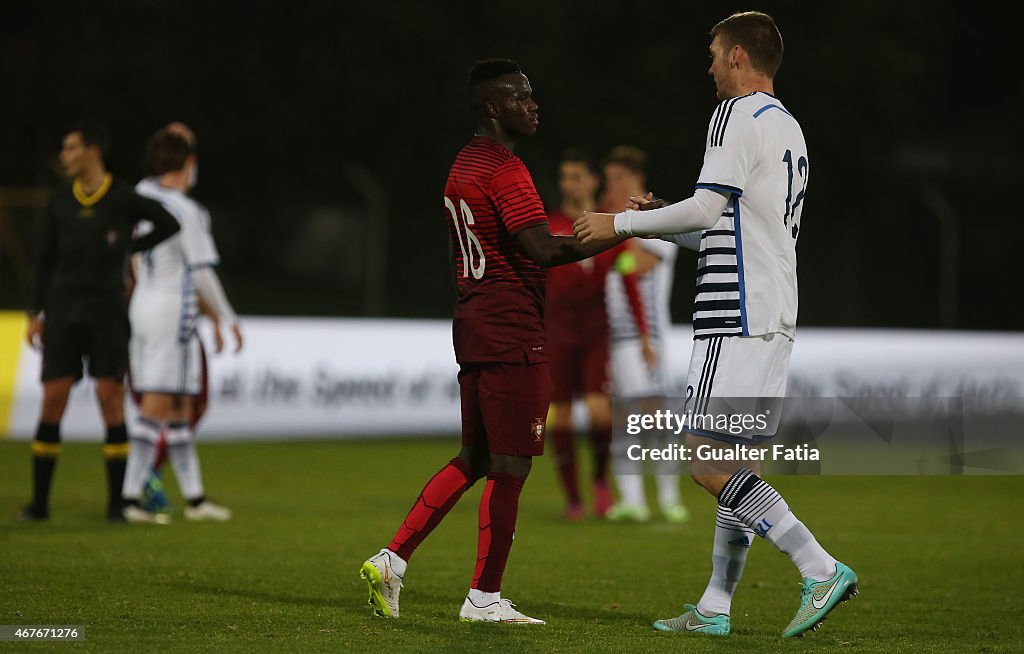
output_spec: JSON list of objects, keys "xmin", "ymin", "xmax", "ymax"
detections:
[{"xmin": 531, "ymin": 417, "xmax": 545, "ymax": 442}]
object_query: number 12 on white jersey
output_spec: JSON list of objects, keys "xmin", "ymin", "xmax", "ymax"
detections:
[{"xmin": 782, "ymin": 149, "xmax": 807, "ymax": 240}]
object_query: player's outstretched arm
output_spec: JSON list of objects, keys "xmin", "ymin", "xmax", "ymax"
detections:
[
  {"xmin": 623, "ymin": 193, "xmax": 702, "ymax": 249},
  {"xmin": 573, "ymin": 211, "xmax": 620, "ymax": 244},
  {"xmin": 515, "ymin": 224, "xmax": 625, "ymax": 268},
  {"xmin": 198, "ymin": 295, "xmax": 225, "ymax": 354},
  {"xmin": 25, "ymin": 315, "xmax": 43, "ymax": 350},
  {"xmin": 130, "ymin": 195, "xmax": 180, "ymax": 252},
  {"xmin": 192, "ymin": 266, "xmax": 242, "ymax": 352},
  {"xmin": 27, "ymin": 200, "xmax": 56, "ymax": 343},
  {"xmin": 577, "ymin": 188, "xmax": 730, "ymax": 244},
  {"xmin": 627, "ymin": 192, "xmax": 667, "ymax": 211}
]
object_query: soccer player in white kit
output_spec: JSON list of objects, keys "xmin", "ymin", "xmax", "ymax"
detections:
[
  {"xmin": 599, "ymin": 147, "xmax": 688, "ymax": 524},
  {"xmin": 122, "ymin": 124, "xmax": 242, "ymax": 524},
  {"xmin": 575, "ymin": 11, "xmax": 857, "ymax": 639}
]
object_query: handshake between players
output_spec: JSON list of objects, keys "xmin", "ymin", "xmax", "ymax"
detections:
[{"xmin": 573, "ymin": 192, "xmax": 665, "ymax": 244}]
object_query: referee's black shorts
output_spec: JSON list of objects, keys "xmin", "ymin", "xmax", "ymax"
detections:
[{"xmin": 41, "ymin": 308, "xmax": 131, "ymax": 382}]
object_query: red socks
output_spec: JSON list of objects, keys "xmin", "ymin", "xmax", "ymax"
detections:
[
  {"xmin": 472, "ymin": 472, "xmax": 525, "ymax": 593},
  {"xmin": 388, "ymin": 457, "xmax": 472, "ymax": 561},
  {"xmin": 387, "ymin": 459, "xmax": 527, "ymax": 594},
  {"xmin": 552, "ymin": 423, "xmax": 612, "ymax": 499},
  {"xmin": 590, "ymin": 424, "xmax": 612, "ymax": 483},
  {"xmin": 153, "ymin": 430, "xmax": 169, "ymax": 470},
  {"xmin": 551, "ymin": 426, "xmax": 580, "ymax": 505}
]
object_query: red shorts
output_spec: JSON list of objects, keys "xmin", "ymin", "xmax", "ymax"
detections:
[
  {"xmin": 459, "ymin": 361, "xmax": 552, "ymax": 457},
  {"xmin": 547, "ymin": 341, "xmax": 609, "ymax": 403}
]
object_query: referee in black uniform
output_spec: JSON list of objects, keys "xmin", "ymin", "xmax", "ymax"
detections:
[{"xmin": 19, "ymin": 121, "xmax": 180, "ymax": 521}]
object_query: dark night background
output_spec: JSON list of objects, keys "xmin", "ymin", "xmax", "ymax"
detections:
[{"xmin": 1, "ymin": 1, "xmax": 1020, "ymax": 330}]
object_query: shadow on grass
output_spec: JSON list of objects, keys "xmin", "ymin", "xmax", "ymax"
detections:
[
  {"xmin": 401, "ymin": 587, "xmax": 646, "ymax": 625},
  {"xmin": 163, "ymin": 580, "xmax": 352, "ymax": 611}
]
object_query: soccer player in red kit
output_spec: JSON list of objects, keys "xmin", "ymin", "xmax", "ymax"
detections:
[
  {"xmin": 545, "ymin": 149, "xmax": 650, "ymax": 520},
  {"xmin": 360, "ymin": 59, "xmax": 623, "ymax": 624}
]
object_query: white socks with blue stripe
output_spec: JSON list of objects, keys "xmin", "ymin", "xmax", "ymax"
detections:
[
  {"xmin": 122, "ymin": 416, "xmax": 160, "ymax": 501},
  {"xmin": 167, "ymin": 422, "xmax": 205, "ymax": 501},
  {"xmin": 719, "ymin": 468, "xmax": 836, "ymax": 582},
  {"xmin": 697, "ymin": 506, "xmax": 753, "ymax": 616}
]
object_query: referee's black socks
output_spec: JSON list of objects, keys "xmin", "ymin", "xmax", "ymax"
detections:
[
  {"xmin": 104, "ymin": 424, "xmax": 129, "ymax": 515},
  {"xmin": 30, "ymin": 422, "xmax": 61, "ymax": 516}
]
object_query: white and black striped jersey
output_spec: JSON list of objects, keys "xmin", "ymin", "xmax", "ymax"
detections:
[
  {"xmin": 691, "ymin": 91, "xmax": 807, "ymax": 339},
  {"xmin": 132, "ymin": 178, "xmax": 220, "ymax": 340},
  {"xmin": 606, "ymin": 239, "xmax": 676, "ymax": 343}
]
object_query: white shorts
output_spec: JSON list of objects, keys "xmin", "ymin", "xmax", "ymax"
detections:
[
  {"xmin": 129, "ymin": 296, "xmax": 201, "ymax": 396},
  {"xmin": 610, "ymin": 338, "xmax": 665, "ymax": 398},
  {"xmin": 683, "ymin": 333, "xmax": 793, "ymax": 443}
]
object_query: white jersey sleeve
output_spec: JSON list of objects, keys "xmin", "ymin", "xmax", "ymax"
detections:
[
  {"xmin": 613, "ymin": 188, "xmax": 728, "ymax": 237},
  {"xmin": 661, "ymin": 232, "xmax": 701, "ymax": 251},
  {"xmin": 636, "ymin": 237, "xmax": 677, "ymax": 260},
  {"xmin": 179, "ymin": 205, "xmax": 219, "ymax": 268},
  {"xmin": 695, "ymin": 99, "xmax": 759, "ymax": 197}
]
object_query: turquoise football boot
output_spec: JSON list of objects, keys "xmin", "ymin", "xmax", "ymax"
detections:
[
  {"xmin": 653, "ymin": 604, "xmax": 730, "ymax": 636},
  {"xmin": 782, "ymin": 561, "xmax": 859, "ymax": 638}
]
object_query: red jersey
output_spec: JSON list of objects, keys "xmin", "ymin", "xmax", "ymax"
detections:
[
  {"xmin": 444, "ymin": 136, "xmax": 549, "ymax": 364},
  {"xmin": 545, "ymin": 210, "xmax": 624, "ymax": 345}
]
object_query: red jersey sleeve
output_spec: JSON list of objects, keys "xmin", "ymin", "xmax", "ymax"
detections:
[
  {"xmin": 491, "ymin": 159, "xmax": 548, "ymax": 235},
  {"xmin": 621, "ymin": 270, "xmax": 650, "ymax": 336},
  {"xmin": 596, "ymin": 242, "xmax": 649, "ymax": 336}
]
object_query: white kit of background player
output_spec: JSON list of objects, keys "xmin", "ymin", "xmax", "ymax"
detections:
[{"xmin": 122, "ymin": 162, "xmax": 239, "ymax": 524}]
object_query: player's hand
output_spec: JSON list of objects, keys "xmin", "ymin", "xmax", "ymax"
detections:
[
  {"xmin": 627, "ymin": 192, "xmax": 667, "ymax": 211},
  {"xmin": 641, "ymin": 334, "xmax": 658, "ymax": 369},
  {"xmin": 26, "ymin": 315, "xmax": 44, "ymax": 351},
  {"xmin": 573, "ymin": 211, "xmax": 617, "ymax": 244},
  {"xmin": 231, "ymin": 324, "xmax": 244, "ymax": 353},
  {"xmin": 210, "ymin": 320, "xmax": 225, "ymax": 354}
]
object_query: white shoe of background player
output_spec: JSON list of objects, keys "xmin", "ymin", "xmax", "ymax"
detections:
[
  {"xmin": 184, "ymin": 500, "xmax": 232, "ymax": 522},
  {"xmin": 123, "ymin": 504, "xmax": 172, "ymax": 525},
  {"xmin": 459, "ymin": 596, "xmax": 545, "ymax": 624}
]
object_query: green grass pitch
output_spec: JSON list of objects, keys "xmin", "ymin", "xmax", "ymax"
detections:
[{"xmin": 1, "ymin": 438, "xmax": 1021, "ymax": 652}]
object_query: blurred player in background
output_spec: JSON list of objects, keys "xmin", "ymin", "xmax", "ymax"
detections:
[
  {"xmin": 545, "ymin": 149, "xmax": 650, "ymax": 520},
  {"xmin": 120, "ymin": 123, "xmax": 242, "ymax": 524},
  {"xmin": 575, "ymin": 12, "xmax": 857, "ymax": 638},
  {"xmin": 131, "ymin": 296, "xmax": 216, "ymax": 518},
  {"xmin": 18, "ymin": 120, "xmax": 179, "ymax": 522},
  {"xmin": 599, "ymin": 146, "xmax": 687, "ymax": 524},
  {"xmin": 360, "ymin": 59, "xmax": 624, "ymax": 624}
]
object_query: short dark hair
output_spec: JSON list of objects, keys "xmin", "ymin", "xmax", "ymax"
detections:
[
  {"xmin": 67, "ymin": 120, "xmax": 111, "ymax": 159},
  {"xmin": 468, "ymin": 58, "xmax": 522, "ymax": 109},
  {"xmin": 602, "ymin": 145, "xmax": 648, "ymax": 174},
  {"xmin": 145, "ymin": 128, "xmax": 195, "ymax": 175},
  {"xmin": 710, "ymin": 11, "xmax": 784, "ymax": 77},
  {"xmin": 560, "ymin": 147, "xmax": 598, "ymax": 174}
]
